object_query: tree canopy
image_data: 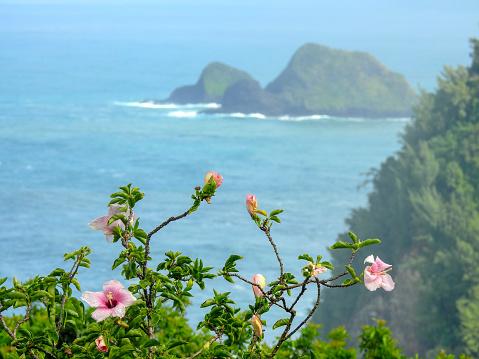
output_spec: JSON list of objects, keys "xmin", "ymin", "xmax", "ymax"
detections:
[{"xmin": 314, "ymin": 38, "xmax": 479, "ymax": 358}]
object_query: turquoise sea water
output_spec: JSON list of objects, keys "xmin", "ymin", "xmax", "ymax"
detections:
[{"xmin": 1, "ymin": 2, "xmax": 476, "ymax": 340}]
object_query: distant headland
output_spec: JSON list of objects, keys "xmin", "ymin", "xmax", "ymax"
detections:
[{"xmin": 145, "ymin": 43, "xmax": 417, "ymax": 118}]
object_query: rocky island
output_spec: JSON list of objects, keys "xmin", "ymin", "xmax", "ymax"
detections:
[{"xmin": 147, "ymin": 43, "xmax": 417, "ymax": 118}]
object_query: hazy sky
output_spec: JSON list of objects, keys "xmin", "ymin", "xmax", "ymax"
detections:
[{"xmin": 1, "ymin": 0, "xmax": 478, "ymax": 90}]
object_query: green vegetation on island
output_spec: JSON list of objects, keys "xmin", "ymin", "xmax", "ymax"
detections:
[
  {"xmin": 313, "ymin": 38, "xmax": 479, "ymax": 358},
  {"xmin": 162, "ymin": 62, "xmax": 254, "ymax": 104},
  {"xmin": 153, "ymin": 43, "xmax": 417, "ymax": 118},
  {"xmin": 266, "ymin": 43, "xmax": 418, "ymax": 117}
]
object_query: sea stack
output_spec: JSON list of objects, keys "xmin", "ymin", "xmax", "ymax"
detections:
[{"xmin": 151, "ymin": 43, "xmax": 417, "ymax": 118}]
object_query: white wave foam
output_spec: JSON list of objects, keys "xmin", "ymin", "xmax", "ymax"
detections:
[
  {"xmin": 229, "ymin": 112, "xmax": 266, "ymax": 119},
  {"xmin": 275, "ymin": 114, "xmax": 332, "ymax": 121},
  {"xmin": 114, "ymin": 101, "xmax": 221, "ymax": 109},
  {"xmin": 167, "ymin": 111, "xmax": 198, "ymax": 117}
]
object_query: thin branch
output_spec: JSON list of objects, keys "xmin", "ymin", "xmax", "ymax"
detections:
[
  {"xmin": 0, "ymin": 309, "xmax": 14, "ymax": 339},
  {"xmin": 56, "ymin": 256, "xmax": 83, "ymax": 337},
  {"xmin": 320, "ymin": 281, "xmax": 358, "ymax": 288},
  {"xmin": 268, "ymin": 311, "xmax": 295, "ymax": 359},
  {"xmin": 288, "ymin": 279, "xmax": 308, "ymax": 311},
  {"xmin": 187, "ymin": 334, "xmax": 221, "ymax": 359},
  {"xmin": 260, "ymin": 226, "xmax": 284, "ymax": 283},
  {"xmin": 14, "ymin": 304, "xmax": 32, "ymax": 338},
  {"xmin": 284, "ymin": 278, "xmax": 321, "ymax": 342},
  {"xmin": 30, "ymin": 345, "xmax": 58, "ymax": 359},
  {"xmin": 147, "ymin": 210, "xmax": 190, "ymax": 240}
]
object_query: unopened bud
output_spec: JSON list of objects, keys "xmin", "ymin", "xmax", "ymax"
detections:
[
  {"xmin": 246, "ymin": 194, "xmax": 258, "ymax": 215},
  {"xmin": 116, "ymin": 319, "xmax": 129, "ymax": 328},
  {"xmin": 251, "ymin": 315, "xmax": 263, "ymax": 337},
  {"xmin": 204, "ymin": 171, "xmax": 223, "ymax": 188},
  {"xmin": 13, "ymin": 277, "xmax": 21, "ymax": 288}
]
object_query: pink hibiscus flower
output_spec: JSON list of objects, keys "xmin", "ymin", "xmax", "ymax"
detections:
[
  {"xmin": 81, "ymin": 279, "xmax": 137, "ymax": 322},
  {"xmin": 88, "ymin": 204, "xmax": 134, "ymax": 243},
  {"xmin": 364, "ymin": 255, "xmax": 395, "ymax": 291}
]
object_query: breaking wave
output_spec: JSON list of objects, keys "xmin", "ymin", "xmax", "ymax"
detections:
[
  {"xmin": 114, "ymin": 101, "xmax": 221, "ymax": 109},
  {"xmin": 114, "ymin": 102, "xmax": 411, "ymax": 122}
]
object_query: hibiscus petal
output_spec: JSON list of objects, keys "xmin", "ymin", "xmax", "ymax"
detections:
[
  {"xmin": 81, "ymin": 291, "xmax": 107, "ymax": 307},
  {"xmin": 91, "ymin": 307, "xmax": 113, "ymax": 322},
  {"xmin": 108, "ymin": 204, "xmax": 123, "ymax": 216},
  {"xmin": 111, "ymin": 303, "xmax": 126, "ymax": 318},
  {"xmin": 375, "ymin": 257, "xmax": 392, "ymax": 272},
  {"xmin": 364, "ymin": 254, "xmax": 375, "ymax": 265},
  {"xmin": 380, "ymin": 274, "xmax": 395, "ymax": 291},
  {"xmin": 88, "ymin": 216, "xmax": 109, "ymax": 232},
  {"xmin": 115, "ymin": 289, "xmax": 137, "ymax": 307},
  {"xmin": 364, "ymin": 268, "xmax": 383, "ymax": 291},
  {"xmin": 102, "ymin": 279, "xmax": 124, "ymax": 294}
]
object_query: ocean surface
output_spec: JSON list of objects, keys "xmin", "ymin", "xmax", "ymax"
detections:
[{"xmin": 1, "ymin": 2, "xmax": 475, "ymax": 342}]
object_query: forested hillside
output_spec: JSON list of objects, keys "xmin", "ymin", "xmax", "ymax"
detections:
[{"xmin": 314, "ymin": 38, "xmax": 479, "ymax": 358}]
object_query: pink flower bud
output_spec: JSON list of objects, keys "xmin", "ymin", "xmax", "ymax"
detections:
[
  {"xmin": 95, "ymin": 335, "xmax": 108, "ymax": 352},
  {"xmin": 204, "ymin": 171, "xmax": 223, "ymax": 188},
  {"xmin": 251, "ymin": 314, "xmax": 262, "ymax": 337},
  {"xmin": 246, "ymin": 194, "xmax": 258, "ymax": 215},
  {"xmin": 252, "ymin": 274, "xmax": 266, "ymax": 297}
]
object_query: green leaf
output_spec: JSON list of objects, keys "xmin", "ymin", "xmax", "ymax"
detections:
[
  {"xmin": 255, "ymin": 209, "xmax": 268, "ymax": 217},
  {"xmin": 6, "ymin": 292, "xmax": 27, "ymax": 300},
  {"xmin": 223, "ymin": 275, "xmax": 234, "ymax": 283},
  {"xmin": 270, "ymin": 215, "xmax": 281, "ymax": 223},
  {"xmin": 272, "ymin": 318, "xmax": 290, "ymax": 330},
  {"xmin": 108, "ymin": 197, "xmax": 122, "ymax": 206},
  {"xmin": 321, "ymin": 261, "xmax": 334, "ymax": 270},
  {"xmin": 123, "ymin": 330, "xmax": 142, "ymax": 338},
  {"xmin": 0, "ymin": 277, "xmax": 6, "ymax": 286},
  {"xmin": 342, "ymin": 279, "xmax": 352, "ymax": 285},
  {"xmin": 151, "ymin": 312, "xmax": 161, "ymax": 326},
  {"xmin": 134, "ymin": 229, "xmax": 147, "ymax": 245},
  {"xmin": 141, "ymin": 339, "xmax": 162, "ymax": 349},
  {"xmin": 110, "ymin": 191, "xmax": 128, "ymax": 199},
  {"xmin": 345, "ymin": 265, "xmax": 357, "ymax": 279},
  {"xmin": 270, "ymin": 209, "xmax": 284, "ymax": 216},
  {"xmin": 330, "ymin": 241, "xmax": 352, "ymax": 250},
  {"xmin": 166, "ymin": 339, "xmax": 188, "ymax": 350},
  {"xmin": 359, "ymin": 238, "xmax": 381, "ymax": 248},
  {"xmin": 112, "ymin": 257, "xmax": 126, "ymax": 270},
  {"xmin": 63, "ymin": 253, "xmax": 75, "ymax": 261},
  {"xmin": 17, "ymin": 328, "xmax": 32, "ymax": 339},
  {"xmin": 200, "ymin": 298, "xmax": 216, "ymax": 308},
  {"xmin": 66, "ymin": 308, "xmax": 79, "ymax": 318},
  {"xmin": 107, "ymin": 213, "xmax": 127, "ymax": 226},
  {"xmin": 225, "ymin": 254, "xmax": 243, "ymax": 267},
  {"xmin": 272, "ymin": 285, "xmax": 285, "ymax": 294},
  {"xmin": 71, "ymin": 278, "xmax": 81, "ymax": 291},
  {"xmin": 348, "ymin": 231, "xmax": 358, "ymax": 243},
  {"xmin": 50, "ymin": 268, "xmax": 65, "ymax": 276},
  {"xmin": 111, "ymin": 344, "xmax": 136, "ymax": 359},
  {"xmin": 298, "ymin": 254, "xmax": 314, "ymax": 262}
]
